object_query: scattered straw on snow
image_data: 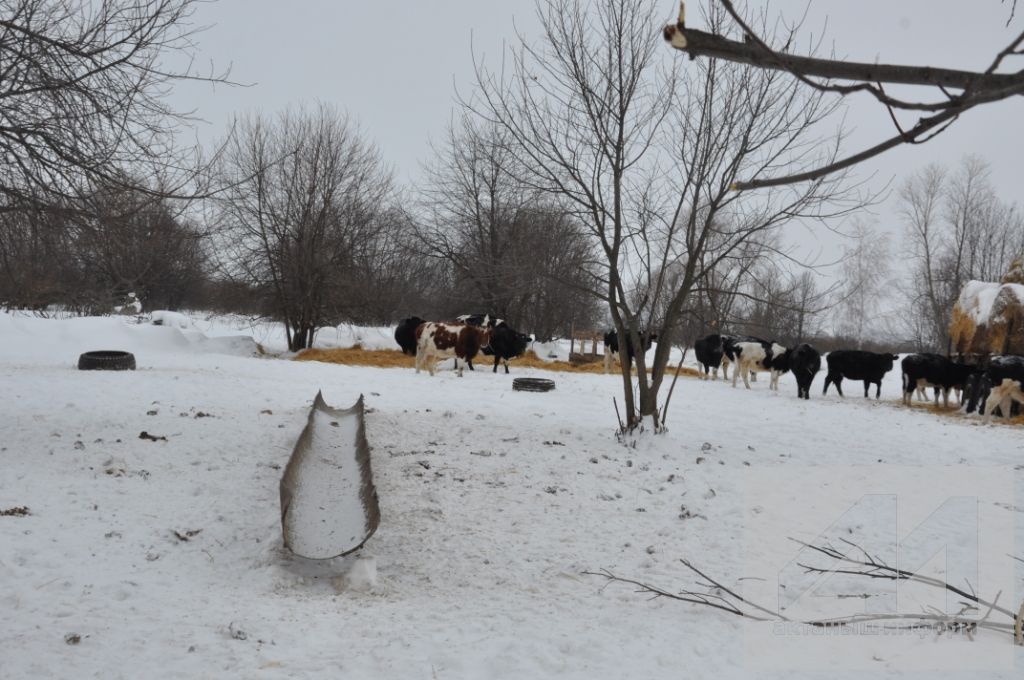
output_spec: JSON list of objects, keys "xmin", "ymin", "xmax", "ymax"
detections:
[{"xmin": 295, "ymin": 347, "xmax": 701, "ymax": 377}]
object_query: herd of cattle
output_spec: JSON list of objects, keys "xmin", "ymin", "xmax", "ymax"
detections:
[
  {"xmin": 391, "ymin": 316, "xmax": 1023, "ymax": 419},
  {"xmin": 394, "ymin": 314, "xmax": 533, "ymax": 376},
  {"xmin": 693, "ymin": 332, "xmax": 1024, "ymax": 418}
]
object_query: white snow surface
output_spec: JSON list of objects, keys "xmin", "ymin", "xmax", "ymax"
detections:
[
  {"xmin": 150, "ymin": 310, "xmax": 191, "ymax": 330},
  {"xmin": 1, "ymin": 312, "xmax": 1022, "ymax": 679}
]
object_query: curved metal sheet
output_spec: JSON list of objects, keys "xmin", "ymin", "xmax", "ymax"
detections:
[{"xmin": 279, "ymin": 391, "xmax": 380, "ymax": 559}]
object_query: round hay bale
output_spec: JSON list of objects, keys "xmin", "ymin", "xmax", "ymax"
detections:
[{"xmin": 512, "ymin": 377, "xmax": 555, "ymax": 392}]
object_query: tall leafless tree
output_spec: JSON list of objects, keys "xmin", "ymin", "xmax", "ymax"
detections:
[
  {"xmin": 0, "ymin": 0, "xmax": 232, "ymax": 214},
  {"xmin": 213, "ymin": 105, "xmax": 395, "ymax": 351},
  {"xmin": 832, "ymin": 220, "xmax": 892, "ymax": 349},
  {"xmin": 662, "ymin": 1, "xmax": 1024, "ymax": 189},
  {"xmin": 418, "ymin": 115, "xmax": 601, "ymax": 337},
  {"xmin": 471, "ymin": 0, "xmax": 861, "ymax": 432}
]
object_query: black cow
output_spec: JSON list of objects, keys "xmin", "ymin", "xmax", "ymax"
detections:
[
  {"xmin": 900, "ymin": 353, "xmax": 977, "ymax": 408},
  {"xmin": 822, "ymin": 350, "xmax": 900, "ymax": 398},
  {"xmin": 788, "ymin": 344, "xmax": 821, "ymax": 400},
  {"xmin": 481, "ymin": 323, "xmax": 533, "ymax": 373},
  {"xmin": 394, "ymin": 316, "xmax": 426, "ymax": 356},
  {"xmin": 694, "ymin": 333, "xmax": 725, "ymax": 380},
  {"xmin": 603, "ymin": 329, "xmax": 657, "ymax": 373},
  {"xmin": 964, "ymin": 355, "xmax": 1024, "ymax": 417}
]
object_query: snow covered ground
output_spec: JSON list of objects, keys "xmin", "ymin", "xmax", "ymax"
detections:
[{"xmin": 1, "ymin": 312, "xmax": 1022, "ymax": 679}]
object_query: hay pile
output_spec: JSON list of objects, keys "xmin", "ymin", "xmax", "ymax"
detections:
[{"xmin": 949, "ymin": 260, "xmax": 1024, "ymax": 355}]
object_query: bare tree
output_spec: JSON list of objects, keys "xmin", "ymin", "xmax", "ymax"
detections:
[
  {"xmin": 0, "ymin": 0, "xmax": 232, "ymax": 213},
  {"xmin": 418, "ymin": 115, "xmax": 602, "ymax": 337},
  {"xmin": 68, "ymin": 181, "xmax": 208, "ymax": 311},
  {"xmin": 471, "ymin": 0, "xmax": 860, "ymax": 432},
  {"xmin": 832, "ymin": 220, "xmax": 892, "ymax": 349},
  {"xmin": 662, "ymin": 1, "xmax": 1024, "ymax": 188},
  {"xmin": 899, "ymin": 156, "xmax": 1024, "ymax": 351},
  {"xmin": 214, "ymin": 105, "xmax": 394, "ymax": 351}
]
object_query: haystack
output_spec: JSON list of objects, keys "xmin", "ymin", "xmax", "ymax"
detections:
[{"xmin": 949, "ymin": 257, "xmax": 1024, "ymax": 355}]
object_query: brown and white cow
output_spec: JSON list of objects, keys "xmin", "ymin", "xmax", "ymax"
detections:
[{"xmin": 414, "ymin": 322, "xmax": 492, "ymax": 377}]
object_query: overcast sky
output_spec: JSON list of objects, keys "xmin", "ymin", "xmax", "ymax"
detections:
[{"xmin": 174, "ymin": 0, "xmax": 1023, "ymax": 290}]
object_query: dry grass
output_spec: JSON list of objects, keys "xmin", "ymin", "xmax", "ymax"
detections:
[
  {"xmin": 295, "ymin": 346, "xmax": 702, "ymax": 378},
  {"xmin": 296, "ymin": 346, "xmax": 416, "ymax": 368}
]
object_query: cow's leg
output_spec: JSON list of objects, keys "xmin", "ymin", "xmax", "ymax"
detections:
[
  {"xmin": 834, "ymin": 376, "xmax": 844, "ymax": 397},
  {"xmin": 740, "ymin": 362, "xmax": 752, "ymax": 389},
  {"xmin": 750, "ymin": 370, "xmax": 757, "ymax": 382},
  {"xmin": 822, "ymin": 374, "xmax": 831, "ymax": 395},
  {"xmin": 603, "ymin": 351, "xmax": 612, "ymax": 374},
  {"xmin": 503, "ymin": 359, "xmax": 510, "ymax": 375},
  {"xmin": 454, "ymin": 356, "xmax": 463, "ymax": 377},
  {"xmin": 493, "ymin": 355, "xmax": 500, "ymax": 373},
  {"xmin": 874, "ymin": 381, "xmax": 881, "ymax": 399},
  {"xmin": 721, "ymin": 357, "xmax": 730, "ymax": 381},
  {"xmin": 415, "ymin": 350, "xmax": 421, "ymax": 374},
  {"xmin": 731, "ymin": 361, "xmax": 740, "ymax": 388}
]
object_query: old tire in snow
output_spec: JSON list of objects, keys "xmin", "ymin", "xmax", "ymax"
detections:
[
  {"xmin": 77, "ymin": 350, "xmax": 136, "ymax": 371},
  {"xmin": 513, "ymin": 377, "xmax": 555, "ymax": 392}
]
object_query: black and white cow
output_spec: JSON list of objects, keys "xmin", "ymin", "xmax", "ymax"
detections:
[
  {"xmin": 481, "ymin": 323, "xmax": 533, "ymax": 373},
  {"xmin": 603, "ymin": 329, "xmax": 657, "ymax": 373},
  {"xmin": 788, "ymin": 343, "xmax": 821, "ymax": 400},
  {"xmin": 822, "ymin": 350, "xmax": 900, "ymax": 399},
  {"xmin": 722, "ymin": 335, "xmax": 772, "ymax": 383},
  {"xmin": 694, "ymin": 333, "xmax": 725, "ymax": 380},
  {"xmin": 900, "ymin": 353, "xmax": 977, "ymax": 408},
  {"xmin": 394, "ymin": 316, "xmax": 426, "ymax": 356},
  {"xmin": 767, "ymin": 344, "xmax": 793, "ymax": 391},
  {"xmin": 731, "ymin": 340, "xmax": 786, "ymax": 389},
  {"xmin": 964, "ymin": 355, "xmax": 1024, "ymax": 418}
]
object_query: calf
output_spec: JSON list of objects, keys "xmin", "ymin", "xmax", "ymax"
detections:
[
  {"xmin": 900, "ymin": 353, "xmax": 976, "ymax": 408},
  {"xmin": 822, "ymin": 350, "xmax": 900, "ymax": 399},
  {"xmin": 603, "ymin": 329, "xmax": 657, "ymax": 373},
  {"xmin": 394, "ymin": 316, "xmax": 426, "ymax": 356},
  {"xmin": 482, "ymin": 323, "xmax": 533, "ymax": 373},
  {"xmin": 964, "ymin": 355, "xmax": 1024, "ymax": 417},
  {"xmin": 414, "ymin": 322, "xmax": 491, "ymax": 377},
  {"xmin": 789, "ymin": 344, "xmax": 821, "ymax": 399},
  {"xmin": 694, "ymin": 333, "xmax": 725, "ymax": 380}
]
